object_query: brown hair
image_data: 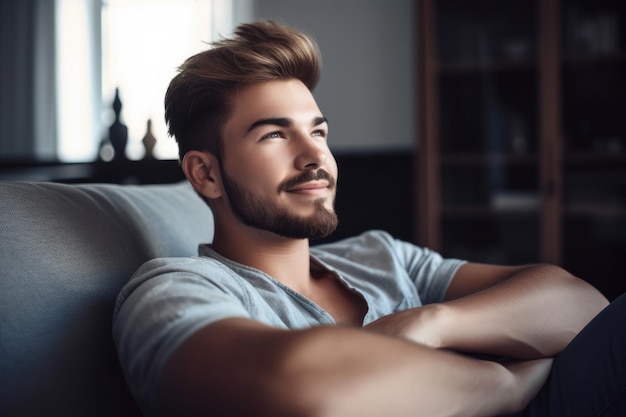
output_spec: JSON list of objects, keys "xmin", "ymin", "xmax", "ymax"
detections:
[{"xmin": 164, "ymin": 20, "xmax": 322, "ymax": 161}]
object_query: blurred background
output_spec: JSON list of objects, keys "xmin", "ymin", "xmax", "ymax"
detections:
[{"xmin": 0, "ymin": 0, "xmax": 624, "ymax": 299}]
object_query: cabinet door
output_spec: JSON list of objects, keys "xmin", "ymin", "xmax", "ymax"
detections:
[
  {"xmin": 560, "ymin": 0, "xmax": 626, "ymax": 300},
  {"xmin": 420, "ymin": 0, "xmax": 541, "ymax": 264}
]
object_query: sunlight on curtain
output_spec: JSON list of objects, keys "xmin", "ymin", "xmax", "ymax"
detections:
[
  {"xmin": 56, "ymin": 0, "xmax": 101, "ymax": 162},
  {"xmin": 56, "ymin": 0, "xmax": 237, "ymax": 162},
  {"xmin": 101, "ymin": 0, "xmax": 234, "ymax": 160}
]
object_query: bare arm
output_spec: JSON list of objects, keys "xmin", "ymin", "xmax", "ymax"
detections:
[
  {"xmin": 366, "ymin": 263, "xmax": 609, "ymax": 359},
  {"xmin": 157, "ymin": 317, "xmax": 552, "ymax": 417}
]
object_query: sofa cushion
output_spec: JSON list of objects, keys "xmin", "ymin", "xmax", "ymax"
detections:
[{"xmin": 0, "ymin": 181, "xmax": 213, "ymax": 416}]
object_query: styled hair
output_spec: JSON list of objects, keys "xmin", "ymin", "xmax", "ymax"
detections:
[{"xmin": 164, "ymin": 20, "xmax": 322, "ymax": 161}]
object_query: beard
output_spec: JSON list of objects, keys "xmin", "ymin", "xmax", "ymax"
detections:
[{"xmin": 220, "ymin": 168, "xmax": 339, "ymax": 240}]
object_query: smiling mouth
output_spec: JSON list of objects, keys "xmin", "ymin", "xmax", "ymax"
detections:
[
  {"xmin": 279, "ymin": 170, "xmax": 337, "ymax": 194},
  {"xmin": 285, "ymin": 180, "xmax": 330, "ymax": 193}
]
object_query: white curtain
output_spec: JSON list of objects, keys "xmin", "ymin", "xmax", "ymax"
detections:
[
  {"xmin": 100, "ymin": 0, "xmax": 247, "ymax": 160},
  {"xmin": 56, "ymin": 0, "xmax": 102, "ymax": 162},
  {"xmin": 0, "ymin": 0, "xmax": 250, "ymax": 162}
]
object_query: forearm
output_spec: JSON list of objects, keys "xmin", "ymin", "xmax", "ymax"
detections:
[
  {"xmin": 275, "ymin": 326, "xmax": 551, "ymax": 417},
  {"xmin": 158, "ymin": 318, "xmax": 547, "ymax": 417},
  {"xmin": 393, "ymin": 264, "xmax": 609, "ymax": 359}
]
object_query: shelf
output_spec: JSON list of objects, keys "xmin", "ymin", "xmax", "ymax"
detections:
[
  {"xmin": 0, "ymin": 160, "xmax": 186, "ymax": 184},
  {"xmin": 563, "ymin": 52, "xmax": 626, "ymax": 66},
  {"xmin": 438, "ymin": 59, "xmax": 535, "ymax": 74},
  {"xmin": 418, "ymin": 0, "xmax": 626, "ymax": 298},
  {"xmin": 442, "ymin": 203, "xmax": 540, "ymax": 217},
  {"xmin": 564, "ymin": 152, "xmax": 626, "ymax": 167},
  {"xmin": 441, "ymin": 153, "xmax": 538, "ymax": 166},
  {"xmin": 565, "ymin": 203, "xmax": 626, "ymax": 218}
]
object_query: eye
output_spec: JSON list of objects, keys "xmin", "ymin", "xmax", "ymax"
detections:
[
  {"xmin": 261, "ymin": 131, "xmax": 284, "ymax": 140},
  {"xmin": 312, "ymin": 129, "xmax": 328, "ymax": 139}
]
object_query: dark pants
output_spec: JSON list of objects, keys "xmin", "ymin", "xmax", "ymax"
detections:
[{"xmin": 526, "ymin": 292, "xmax": 626, "ymax": 416}]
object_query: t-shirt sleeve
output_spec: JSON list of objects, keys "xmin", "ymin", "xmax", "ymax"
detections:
[
  {"xmin": 391, "ymin": 235, "xmax": 466, "ymax": 304},
  {"xmin": 112, "ymin": 257, "xmax": 251, "ymax": 413}
]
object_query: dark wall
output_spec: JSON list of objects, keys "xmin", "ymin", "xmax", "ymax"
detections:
[
  {"xmin": 0, "ymin": 150, "xmax": 417, "ymax": 244},
  {"xmin": 318, "ymin": 150, "xmax": 415, "ymax": 244}
]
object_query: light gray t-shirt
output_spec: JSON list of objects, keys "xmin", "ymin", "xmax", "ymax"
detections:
[{"xmin": 113, "ymin": 230, "xmax": 465, "ymax": 413}]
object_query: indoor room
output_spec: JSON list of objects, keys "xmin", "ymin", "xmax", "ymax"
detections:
[{"xmin": 1, "ymin": 1, "xmax": 625, "ymax": 415}]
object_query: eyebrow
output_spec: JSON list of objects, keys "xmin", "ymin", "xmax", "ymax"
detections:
[{"xmin": 246, "ymin": 116, "xmax": 328, "ymax": 134}]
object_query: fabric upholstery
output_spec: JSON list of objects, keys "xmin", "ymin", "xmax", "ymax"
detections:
[{"xmin": 0, "ymin": 181, "xmax": 213, "ymax": 417}]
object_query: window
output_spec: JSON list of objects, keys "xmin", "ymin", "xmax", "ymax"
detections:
[
  {"xmin": 55, "ymin": 0, "xmax": 101, "ymax": 162},
  {"xmin": 56, "ymin": 0, "xmax": 241, "ymax": 162}
]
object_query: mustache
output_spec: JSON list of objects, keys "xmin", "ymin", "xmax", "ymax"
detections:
[{"xmin": 279, "ymin": 169, "xmax": 337, "ymax": 192}]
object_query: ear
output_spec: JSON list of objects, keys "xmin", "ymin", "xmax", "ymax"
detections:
[{"xmin": 182, "ymin": 150, "xmax": 223, "ymax": 200}]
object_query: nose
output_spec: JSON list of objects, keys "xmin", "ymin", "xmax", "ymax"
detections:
[{"xmin": 294, "ymin": 135, "xmax": 329, "ymax": 171}]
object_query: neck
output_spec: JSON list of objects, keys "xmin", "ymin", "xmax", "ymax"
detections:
[{"xmin": 211, "ymin": 221, "xmax": 313, "ymax": 292}]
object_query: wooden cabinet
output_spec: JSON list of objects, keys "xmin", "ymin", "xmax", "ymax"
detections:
[{"xmin": 416, "ymin": 0, "xmax": 626, "ymax": 299}]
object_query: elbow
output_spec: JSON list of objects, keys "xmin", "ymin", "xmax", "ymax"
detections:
[
  {"xmin": 537, "ymin": 263, "xmax": 609, "ymax": 312},
  {"xmin": 540, "ymin": 264, "xmax": 610, "ymax": 349},
  {"xmin": 558, "ymin": 265, "xmax": 610, "ymax": 315}
]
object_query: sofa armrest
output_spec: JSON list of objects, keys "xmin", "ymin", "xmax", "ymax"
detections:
[{"xmin": 0, "ymin": 181, "xmax": 212, "ymax": 416}]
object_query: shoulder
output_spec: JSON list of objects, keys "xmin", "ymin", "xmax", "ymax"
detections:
[
  {"xmin": 311, "ymin": 230, "xmax": 434, "ymax": 265},
  {"xmin": 310, "ymin": 230, "xmax": 427, "ymax": 281},
  {"xmin": 113, "ymin": 256, "xmax": 253, "ymax": 406},
  {"xmin": 312, "ymin": 230, "xmax": 397, "ymax": 256},
  {"xmin": 117, "ymin": 256, "xmax": 236, "ymax": 301},
  {"xmin": 113, "ymin": 255, "xmax": 252, "ymax": 332},
  {"xmin": 312, "ymin": 230, "xmax": 465, "ymax": 304}
]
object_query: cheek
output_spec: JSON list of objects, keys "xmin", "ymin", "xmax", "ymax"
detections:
[{"xmin": 224, "ymin": 153, "xmax": 284, "ymax": 190}]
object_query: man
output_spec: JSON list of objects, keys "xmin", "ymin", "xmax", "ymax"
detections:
[{"xmin": 114, "ymin": 21, "xmax": 624, "ymax": 417}]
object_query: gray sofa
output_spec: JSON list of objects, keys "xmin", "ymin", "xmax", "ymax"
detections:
[{"xmin": 0, "ymin": 181, "xmax": 213, "ymax": 416}]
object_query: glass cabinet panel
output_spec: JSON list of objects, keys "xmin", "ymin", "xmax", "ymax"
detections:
[{"xmin": 434, "ymin": 0, "xmax": 540, "ymax": 264}]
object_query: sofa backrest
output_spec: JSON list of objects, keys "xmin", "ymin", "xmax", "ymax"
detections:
[{"xmin": 0, "ymin": 181, "xmax": 213, "ymax": 417}]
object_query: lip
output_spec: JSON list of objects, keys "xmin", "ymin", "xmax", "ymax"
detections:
[{"xmin": 285, "ymin": 180, "xmax": 330, "ymax": 193}]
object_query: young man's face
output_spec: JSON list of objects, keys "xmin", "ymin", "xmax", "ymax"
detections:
[{"xmin": 219, "ymin": 78, "xmax": 338, "ymax": 240}]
